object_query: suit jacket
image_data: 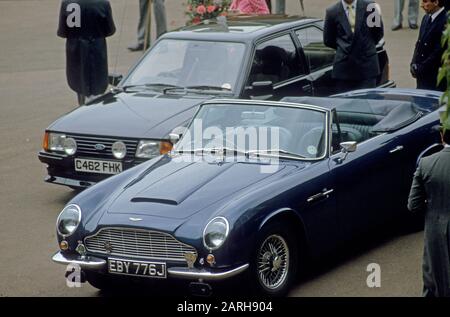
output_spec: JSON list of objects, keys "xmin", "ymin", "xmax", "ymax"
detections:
[
  {"xmin": 58, "ymin": 0, "xmax": 116, "ymax": 96},
  {"xmin": 408, "ymin": 147, "xmax": 450, "ymax": 297},
  {"xmin": 323, "ymin": 0, "xmax": 384, "ymax": 80},
  {"xmin": 411, "ymin": 10, "xmax": 447, "ymax": 91}
]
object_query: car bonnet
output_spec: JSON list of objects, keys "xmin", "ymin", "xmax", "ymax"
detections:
[
  {"xmin": 48, "ymin": 92, "xmax": 208, "ymax": 139},
  {"xmin": 104, "ymin": 159, "xmax": 297, "ymax": 220}
]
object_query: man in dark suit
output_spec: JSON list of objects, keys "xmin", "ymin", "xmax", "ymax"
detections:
[
  {"xmin": 408, "ymin": 112, "xmax": 450, "ymax": 297},
  {"xmin": 411, "ymin": 0, "xmax": 447, "ymax": 91},
  {"xmin": 58, "ymin": 0, "xmax": 116, "ymax": 105},
  {"xmin": 324, "ymin": 0, "xmax": 384, "ymax": 93}
]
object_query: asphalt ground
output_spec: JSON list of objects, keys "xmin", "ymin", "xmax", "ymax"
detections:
[{"xmin": 0, "ymin": 0, "xmax": 427, "ymax": 296}]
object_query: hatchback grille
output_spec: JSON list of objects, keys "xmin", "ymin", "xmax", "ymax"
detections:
[
  {"xmin": 84, "ymin": 228, "xmax": 197, "ymax": 262},
  {"xmin": 66, "ymin": 134, "xmax": 138, "ymax": 160}
]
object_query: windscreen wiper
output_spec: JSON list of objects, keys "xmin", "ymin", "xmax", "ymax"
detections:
[
  {"xmin": 174, "ymin": 147, "xmax": 247, "ymax": 156},
  {"xmin": 246, "ymin": 149, "xmax": 306, "ymax": 160},
  {"xmin": 116, "ymin": 83, "xmax": 184, "ymax": 93},
  {"xmin": 185, "ymin": 85, "xmax": 232, "ymax": 92}
]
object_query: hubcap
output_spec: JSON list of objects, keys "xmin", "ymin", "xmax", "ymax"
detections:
[{"xmin": 257, "ymin": 234, "xmax": 289, "ymax": 290}]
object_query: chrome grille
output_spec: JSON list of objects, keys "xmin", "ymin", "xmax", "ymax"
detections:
[
  {"xmin": 66, "ymin": 134, "xmax": 138, "ymax": 160},
  {"xmin": 84, "ymin": 228, "xmax": 197, "ymax": 262}
]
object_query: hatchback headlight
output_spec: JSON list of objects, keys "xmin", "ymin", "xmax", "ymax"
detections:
[
  {"xmin": 63, "ymin": 137, "xmax": 77, "ymax": 156},
  {"xmin": 136, "ymin": 140, "xmax": 173, "ymax": 158},
  {"xmin": 112, "ymin": 141, "xmax": 127, "ymax": 159},
  {"xmin": 203, "ymin": 217, "xmax": 229, "ymax": 251},
  {"xmin": 46, "ymin": 132, "xmax": 66, "ymax": 152},
  {"xmin": 57, "ymin": 204, "xmax": 81, "ymax": 237}
]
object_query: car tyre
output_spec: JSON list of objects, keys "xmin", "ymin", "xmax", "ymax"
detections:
[{"xmin": 250, "ymin": 222, "xmax": 299, "ymax": 296}]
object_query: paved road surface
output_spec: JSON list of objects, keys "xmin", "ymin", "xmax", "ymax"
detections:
[{"xmin": 0, "ymin": 0, "xmax": 425, "ymax": 296}]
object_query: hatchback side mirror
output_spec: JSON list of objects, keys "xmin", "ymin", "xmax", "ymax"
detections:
[
  {"xmin": 169, "ymin": 126, "xmax": 187, "ymax": 145},
  {"xmin": 108, "ymin": 73, "xmax": 123, "ymax": 87},
  {"xmin": 169, "ymin": 133, "xmax": 181, "ymax": 145}
]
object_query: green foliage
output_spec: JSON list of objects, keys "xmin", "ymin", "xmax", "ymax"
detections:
[{"xmin": 438, "ymin": 15, "xmax": 450, "ymax": 130}]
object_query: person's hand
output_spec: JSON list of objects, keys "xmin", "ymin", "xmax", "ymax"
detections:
[{"xmin": 410, "ymin": 63, "xmax": 418, "ymax": 78}]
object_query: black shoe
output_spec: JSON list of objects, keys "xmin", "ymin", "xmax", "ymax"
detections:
[
  {"xmin": 391, "ymin": 24, "xmax": 402, "ymax": 31},
  {"xmin": 409, "ymin": 23, "xmax": 418, "ymax": 29},
  {"xmin": 127, "ymin": 43, "xmax": 144, "ymax": 52}
]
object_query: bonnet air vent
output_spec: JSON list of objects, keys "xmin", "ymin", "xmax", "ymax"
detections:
[{"xmin": 130, "ymin": 197, "xmax": 179, "ymax": 205}]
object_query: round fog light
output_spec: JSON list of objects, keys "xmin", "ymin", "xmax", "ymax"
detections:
[
  {"xmin": 60, "ymin": 241, "xmax": 69, "ymax": 251},
  {"xmin": 63, "ymin": 138, "xmax": 77, "ymax": 156},
  {"xmin": 112, "ymin": 141, "xmax": 127, "ymax": 159}
]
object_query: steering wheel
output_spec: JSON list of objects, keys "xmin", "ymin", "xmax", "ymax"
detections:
[
  {"xmin": 227, "ymin": 126, "xmax": 293, "ymax": 152},
  {"xmin": 297, "ymin": 127, "xmax": 325, "ymax": 158},
  {"xmin": 156, "ymin": 71, "xmax": 178, "ymax": 79},
  {"xmin": 274, "ymin": 126, "xmax": 293, "ymax": 150}
]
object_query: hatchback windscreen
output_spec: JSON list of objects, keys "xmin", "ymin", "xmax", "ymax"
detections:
[
  {"xmin": 175, "ymin": 103, "xmax": 328, "ymax": 159},
  {"xmin": 125, "ymin": 39, "xmax": 246, "ymax": 93}
]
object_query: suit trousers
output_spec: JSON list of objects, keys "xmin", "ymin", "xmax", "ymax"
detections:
[
  {"xmin": 275, "ymin": 0, "xmax": 286, "ymax": 14},
  {"xmin": 137, "ymin": 0, "xmax": 167, "ymax": 45},
  {"xmin": 336, "ymin": 78, "xmax": 377, "ymax": 94},
  {"xmin": 393, "ymin": 0, "xmax": 419, "ymax": 27}
]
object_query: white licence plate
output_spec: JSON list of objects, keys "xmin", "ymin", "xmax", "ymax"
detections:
[
  {"xmin": 74, "ymin": 158, "xmax": 122, "ymax": 175},
  {"xmin": 108, "ymin": 258, "xmax": 167, "ymax": 279}
]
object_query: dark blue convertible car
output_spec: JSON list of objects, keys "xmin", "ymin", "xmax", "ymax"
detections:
[{"xmin": 52, "ymin": 89, "xmax": 442, "ymax": 296}]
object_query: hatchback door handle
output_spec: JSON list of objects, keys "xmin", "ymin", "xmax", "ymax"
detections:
[{"xmin": 389, "ymin": 145, "xmax": 404, "ymax": 154}]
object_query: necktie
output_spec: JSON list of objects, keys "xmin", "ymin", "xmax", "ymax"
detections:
[
  {"xmin": 427, "ymin": 14, "xmax": 433, "ymax": 28},
  {"xmin": 347, "ymin": 5, "xmax": 356, "ymax": 33},
  {"xmin": 422, "ymin": 15, "xmax": 433, "ymax": 38}
]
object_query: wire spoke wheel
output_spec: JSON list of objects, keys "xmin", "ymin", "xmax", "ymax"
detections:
[{"xmin": 257, "ymin": 234, "xmax": 290, "ymax": 290}]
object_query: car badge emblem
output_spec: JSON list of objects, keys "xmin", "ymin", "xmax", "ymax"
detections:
[
  {"xmin": 129, "ymin": 217, "xmax": 143, "ymax": 222},
  {"xmin": 104, "ymin": 242, "xmax": 113, "ymax": 253},
  {"xmin": 94, "ymin": 144, "xmax": 106, "ymax": 151}
]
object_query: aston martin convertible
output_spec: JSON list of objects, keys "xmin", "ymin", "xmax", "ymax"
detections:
[{"xmin": 52, "ymin": 90, "xmax": 442, "ymax": 296}]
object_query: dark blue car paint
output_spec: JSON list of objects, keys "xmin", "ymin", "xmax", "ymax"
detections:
[{"xmin": 57, "ymin": 89, "xmax": 443, "ymax": 276}]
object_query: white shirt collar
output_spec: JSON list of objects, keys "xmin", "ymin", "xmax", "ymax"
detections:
[
  {"xmin": 431, "ymin": 7, "xmax": 445, "ymax": 22},
  {"xmin": 342, "ymin": 0, "xmax": 357, "ymax": 12},
  {"xmin": 445, "ymin": 144, "xmax": 450, "ymax": 148}
]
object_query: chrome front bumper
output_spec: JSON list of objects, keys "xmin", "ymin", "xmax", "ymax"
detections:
[
  {"xmin": 52, "ymin": 252, "xmax": 107, "ymax": 269},
  {"xmin": 167, "ymin": 265, "xmax": 249, "ymax": 281},
  {"xmin": 52, "ymin": 252, "xmax": 249, "ymax": 281}
]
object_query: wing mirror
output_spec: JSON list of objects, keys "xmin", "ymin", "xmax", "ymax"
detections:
[
  {"xmin": 108, "ymin": 73, "xmax": 123, "ymax": 87},
  {"xmin": 169, "ymin": 133, "xmax": 181, "ymax": 145},
  {"xmin": 336, "ymin": 141, "xmax": 357, "ymax": 163},
  {"xmin": 169, "ymin": 126, "xmax": 187, "ymax": 145}
]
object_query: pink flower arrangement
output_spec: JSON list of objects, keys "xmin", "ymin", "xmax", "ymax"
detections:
[
  {"xmin": 196, "ymin": 5, "xmax": 206, "ymax": 14},
  {"xmin": 186, "ymin": 0, "xmax": 231, "ymax": 25}
]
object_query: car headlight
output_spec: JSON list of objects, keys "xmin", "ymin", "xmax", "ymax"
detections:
[
  {"xmin": 112, "ymin": 141, "xmax": 127, "ymax": 159},
  {"xmin": 203, "ymin": 217, "xmax": 229, "ymax": 251},
  {"xmin": 63, "ymin": 137, "xmax": 77, "ymax": 156},
  {"xmin": 56, "ymin": 204, "xmax": 81, "ymax": 237},
  {"xmin": 45, "ymin": 132, "xmax": 66, "ymax": 152},
  {"xmin": 136, "ymin": 140, "xmax": 173, "ymax": 159}
]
